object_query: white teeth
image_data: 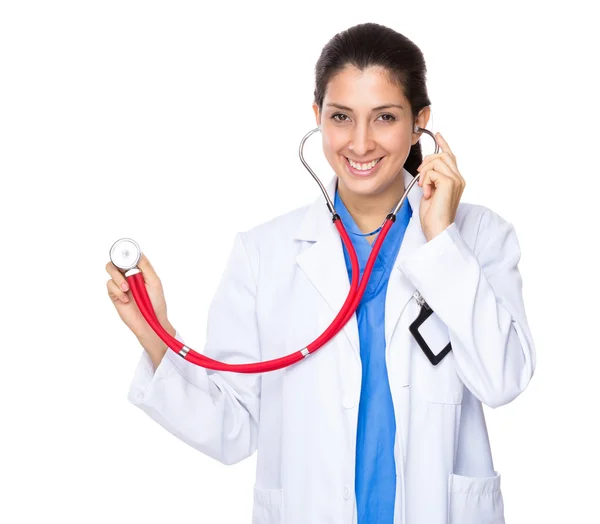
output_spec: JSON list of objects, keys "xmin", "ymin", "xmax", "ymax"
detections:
[{"xmin": 347, "ymin": 157, "xmax": 381, "ymax": 170}]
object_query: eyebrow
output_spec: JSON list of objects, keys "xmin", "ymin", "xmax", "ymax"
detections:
[{"xmin": 325, "ymin": 103, "xmax": 404, "ymax": 111}]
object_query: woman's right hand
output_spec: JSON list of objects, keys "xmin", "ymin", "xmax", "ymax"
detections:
[{"xmin": 105, "ymin": 253, "xmax": 170, "ymax": 342}]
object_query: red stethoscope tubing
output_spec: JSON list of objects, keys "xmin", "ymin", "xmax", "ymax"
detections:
[{"xmin": 128, "ymin": 215, "xmax": 395, "ymax": 373}]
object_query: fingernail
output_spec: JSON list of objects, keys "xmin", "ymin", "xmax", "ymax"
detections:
[
  {"xmin": 121, "ymin": 282, "xmax": 129, "ymax": 291},
  {"xmin": 122, "ymin": 295, "xmax": 129, "ymax": 302}
]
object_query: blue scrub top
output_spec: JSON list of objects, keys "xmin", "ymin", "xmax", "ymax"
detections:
[{"xmin": 334, "ymin": 187, "xmax": 413, "ymax": 524}]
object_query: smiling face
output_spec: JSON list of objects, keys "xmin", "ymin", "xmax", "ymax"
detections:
[{"xmin": 313, "ymin": 64, "xmax": 430, "ymax": 201}]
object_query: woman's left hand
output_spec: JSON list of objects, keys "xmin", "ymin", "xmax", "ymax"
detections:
[{"xmin": 416, "ymin": 132, "xmax": 466, "ymax": 242}]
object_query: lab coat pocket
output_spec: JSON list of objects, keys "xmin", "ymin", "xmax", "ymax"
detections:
[
  {"xmin": 408, "ymin": 304, "xmax": 463, "ymax": 405},
  {"xmin": 252, "ymin": 486, "xmax": 284, "ymax": 524},
  {"xmin": 447, "ymin": 471, "xmax": 505, "ymax": 524},
  {"xmin": 412, "ymin": 351, "xmax": 464, "ymax": 405}
]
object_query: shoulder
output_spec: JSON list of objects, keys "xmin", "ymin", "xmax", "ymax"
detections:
[
  {"xmin": 233, "ymin": 201, "xmax": 312, "ymax": 260},
  {"xmin": 229, "ymin": 203, "xmax": 312, "ymax": 287},
  {"xmin": 249, "ymin": 203, "xmax": 310, "ymax": 237}
]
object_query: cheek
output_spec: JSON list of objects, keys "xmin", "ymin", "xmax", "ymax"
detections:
[
  {"xmin": 381, "ymin": 130, "xmax": 410, "ymax": 154},
  {"xmin": 322, "ymin": 133, "xmax": 346, "ymax": 160}
]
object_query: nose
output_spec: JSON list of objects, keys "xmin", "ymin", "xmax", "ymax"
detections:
[{"xmin": 349, "ymin": 123, "xmax": 375, "ymax": 157}]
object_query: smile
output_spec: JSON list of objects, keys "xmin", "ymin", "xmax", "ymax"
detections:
[{"xmin": 344, "ymin": 156, "xmax": 384, "ymax": 176}]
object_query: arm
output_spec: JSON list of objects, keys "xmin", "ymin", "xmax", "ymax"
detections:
[
  {"xmin": 399, "ymin": 209, "xmax": 536, "ymax": 408},
  {"xmin": 127, "ymin": 232, "xmax": 261, "ymax": 465}
]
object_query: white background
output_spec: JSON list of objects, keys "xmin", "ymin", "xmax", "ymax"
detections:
[{"xmin": 1, "ymin": 1, "xmax": 598, "ymax": 522}]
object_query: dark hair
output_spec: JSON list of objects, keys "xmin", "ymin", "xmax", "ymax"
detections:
[{"xmin": 313, "ymin": 22, "xmax": 431, "ymax": 177}]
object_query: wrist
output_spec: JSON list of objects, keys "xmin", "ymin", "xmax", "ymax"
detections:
[
  {"xmin": 137, "ymin": 319, "xmax": 176, "ymax": 349},
  {"xmin": 424, "ymin": 222, "xmax": 452, "ymax": 242},
  {"xmin": 151, "ymin": 314, "xmax": 176, "ymax": 338},
  {"xmin": 159, "ymin": 317, "xmax": 176, "ymax": 338}
]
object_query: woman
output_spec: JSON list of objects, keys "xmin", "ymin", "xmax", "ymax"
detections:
[{"xmin": 106, "ymin": 22, "xmax": 536, "ymax": 524}]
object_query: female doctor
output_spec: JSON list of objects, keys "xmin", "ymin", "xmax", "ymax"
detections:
[{"xmin": 105, "ymin": 22, "xmax": 536, "ymax": 524}]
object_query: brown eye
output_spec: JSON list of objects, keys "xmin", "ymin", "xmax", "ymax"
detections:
[
  {"xmin": 332, "ymin": 113, "xmax": 349, "ymax": 122},
  {"xmin": 379, "ymin": 114, "xmax": 396, "ymax": 122}
]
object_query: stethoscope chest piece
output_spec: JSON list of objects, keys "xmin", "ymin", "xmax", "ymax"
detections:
[
  {"xmin": 409, "ymin": 291, "xmax": 453, "ymax": 366},
  {"xmin": 109, "ymin": 237, "xmax": 142, "ymax": 272}
]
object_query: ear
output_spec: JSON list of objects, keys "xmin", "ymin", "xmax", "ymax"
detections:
[
  {"xmin": 411, "ymin": 106, "xmax": 431, "ymax": 146},
  {"xmin": 312, "ymin": 102, "xmax": 321, "ymax": 127}
]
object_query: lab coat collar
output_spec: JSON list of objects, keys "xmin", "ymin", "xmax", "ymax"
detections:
[{"xmin": 294, "ymin": 168, "xmax": 427, "ymax": 358}]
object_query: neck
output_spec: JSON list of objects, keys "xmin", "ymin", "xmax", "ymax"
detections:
[{"xmin": 337, "ymin": 174, "xmax": 407, "ymax": 241}]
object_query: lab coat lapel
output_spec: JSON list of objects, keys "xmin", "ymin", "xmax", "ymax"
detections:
[
  {"xmin": 294, "ymin": 175, "xmax": 361, "ymax": 360},
  {"xmin": 294, "ymin": 168, "xmax": 426, "ymax": 364}
]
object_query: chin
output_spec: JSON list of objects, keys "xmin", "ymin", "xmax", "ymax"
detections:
[{"xmin": 338, "ymin": 172, "xmax": 386, "ymax": 196}]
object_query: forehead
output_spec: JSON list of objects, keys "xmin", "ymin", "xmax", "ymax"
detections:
[{"xmin": 324, "ymin": 64, "xmax": 406, "ymax": 107}]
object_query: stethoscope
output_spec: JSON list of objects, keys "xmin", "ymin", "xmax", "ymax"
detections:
[{"xmin": 109, "ymin": 125, "xmax": 452, "ymax": 372}]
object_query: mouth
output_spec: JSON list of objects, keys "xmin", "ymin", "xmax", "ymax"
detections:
[{"xmin": 344, "ymin": 156, "xmax": 384, "ymax": 177}]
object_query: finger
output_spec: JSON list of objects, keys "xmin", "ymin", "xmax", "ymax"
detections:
[
  {"xmin": 419, "ymin": 152, "xmax": 443, "ymax": 167},
  {"xmin": 423, "ymin": 168, "xmax": 445, "ymax": 199},
  {"xmin": 418, "ymin": 155, "xmax": 438, "ymax": 178},
  {"xmin": 105, "ymin": 261, "xmax": 130, "ymax": 292},
  {"xmin": 419, "ymin": 170, "xmax": 428, "ymax": 198},
  {"xmin": 435, "ymin": 132, "xmax": 454, "ymax": 157},
  {"xmin": 418, "ymin": 159, "xmax": 442, "ymax": 189},
  {"xmin": 420, "ymin": 164, "xmax": 451, "ymax": 199},
  {"xmin": 418, "ymin": 153, "xmax": 447, "ymax": 175},
  {"xmin": 422, "ymin": 158, "xmax": 461, "ymax": 181},
  {"xmin": 419, "ymin": 169, "xmax": 434, "ymax": 199},
  {"xmin": 418, "ymin": 153, "xmax": 458, "ymax": 177},
  {"xmin": 435, "ymin": 132, "xmax": 452, "ymax": 154},
  {"xmin": 428, "ymin": 169, "xmax": 461, "ymax": 199},
  {"xmin": 107, "ymin": 279, "xmax": 130, "ymax": 303},
  {"xmin": 425, "ymin": 170, "xmax": 435, "ymax": 199}
]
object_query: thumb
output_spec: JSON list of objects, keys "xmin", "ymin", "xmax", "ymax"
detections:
[{"xmin": 137, "ymin": 253, "xmax": 159, "ymax": 283}]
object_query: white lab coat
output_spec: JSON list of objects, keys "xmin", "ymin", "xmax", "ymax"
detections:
[{"xmin": 127, "ymin": 167, "xmax": 536, "ymax": 524}]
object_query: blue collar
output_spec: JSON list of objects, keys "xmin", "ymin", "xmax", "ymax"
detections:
[{"xmin": 334, "ymin": 184, "xmax": 413, "ymax": 269}]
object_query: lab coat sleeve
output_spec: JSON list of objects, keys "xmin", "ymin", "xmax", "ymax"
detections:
[
  {"xmin": 398, "ymin": 209, "xmax": 536, "ymax": 408},
  {"xmin": 127, "ymin": 232, "xmax": 261, "ymax": 465}
]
